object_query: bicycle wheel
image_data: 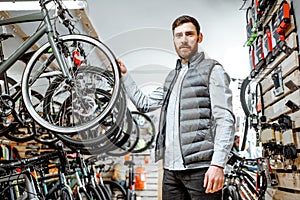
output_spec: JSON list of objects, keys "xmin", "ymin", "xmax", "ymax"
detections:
[
  {"xmin": 131, "ymin": 111, "xmax": 156, "ymax": 153},
  {"xmin": 21, "ymin": 34, "xmax": 121, "ymax": 134},
  {"xmin": 103, "ymin": 180, "xmax": 127, "ymax": 200},
  {"xmin": 59, "ymin": 187, "xmax": 74, "ymax": 200},
  {"xmin": 56, "ymin": 86, "xmax": 126, "ymax": 149},
  {"xmin": 42, "ymin": 66, "xmax": 117, "ymax": 134}
]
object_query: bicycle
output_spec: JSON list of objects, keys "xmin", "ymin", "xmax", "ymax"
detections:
[
  {"xmin": 0, "ymin": 141, "xmax": 73, "ymax": 200},
  {"xmin": 222, "ymin": 151, "xmax": 268, "ymax": 200},
  {"xmin": 0, "ymin": 0, "xmax": 121, "ymax": 135}
]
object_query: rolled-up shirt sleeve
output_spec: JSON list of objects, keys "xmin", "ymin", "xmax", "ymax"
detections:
[
  {"xmin": 209, "ymin": 65, "xmax": 235, "ymax": 168},
  {"xmin": 121, "ymin": 74, "xmax": 164, "ymax": 113}
]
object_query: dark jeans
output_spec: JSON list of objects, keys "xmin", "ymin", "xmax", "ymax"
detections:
[{"xmin": 162, "ymin": 168, "xmax": 222, "ymax": 200}]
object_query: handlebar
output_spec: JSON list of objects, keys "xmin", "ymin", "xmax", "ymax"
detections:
[
  {"xmin": 0, "ymin": 141, "xmax": 68, "ymax": 171},
  {"xmin": 0, "ymin": 151, "xmax": 59, "ymax": 170},
  {"xmin": 227, "ymin": 151, "xmax": 262, "ymax": 167}
]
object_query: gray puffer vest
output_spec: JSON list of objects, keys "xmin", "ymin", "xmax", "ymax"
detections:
[{"xmin": 155, "ymin": 52, "xmax": 220, "ymax": 168}]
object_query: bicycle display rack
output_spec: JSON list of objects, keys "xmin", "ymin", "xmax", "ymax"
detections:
[{"xmin": 238, "ymin": 0, "xmax": 300, "ymax": 198}]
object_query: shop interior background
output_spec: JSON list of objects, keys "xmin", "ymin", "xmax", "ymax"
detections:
[{"xmin": 0, "ymin": 0, "xmax": 253, "ymax": 155}]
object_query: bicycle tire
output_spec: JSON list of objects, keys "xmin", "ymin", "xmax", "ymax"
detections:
[
  {"xmin": 59, "ymin": 187, "xmax": 74, "ymax": 200},
  {"xmin": 86, "ymin": 184, "xmax": 103, "ymax": 200},
  {"xmin": 21, "ymin": 34, "xmax": 121, "ymax": 134},
  {"xmin": 130, "ymin": 111, "xmax": 155, "ymax": 153},
  {"xmin": 222, "ymin": 185, "xmax": 240, "ymax": 200},
  {"xmin": 73, "ymin": 109, "xmax": 133, "ymax": 155},
  {"xmin": 106, "ymin": 116, "xmax": 140, "ymax": 156},
  {"xmin": 239, "ymin": 77, "xmax": 251, "ymax": 151},
  {"xmin": 240, "ymin": 77, "xmax": 251, "ymax": 117},
  {"xmin": 103, "ymin": 180, "xmax": 127, "ymax": 200},
  {"xmin": 103, "ymin": 108, "xmax": 134, "ymax": 152}
]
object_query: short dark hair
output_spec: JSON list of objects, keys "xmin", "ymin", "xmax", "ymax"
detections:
[{"xmin": 172, "ymin": 15, "xmax": 201, "ymax": 35}]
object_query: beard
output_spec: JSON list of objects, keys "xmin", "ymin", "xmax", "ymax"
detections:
[{"xmin": 176, "ymin": 46, "xmax": 197, "ymax": 61}]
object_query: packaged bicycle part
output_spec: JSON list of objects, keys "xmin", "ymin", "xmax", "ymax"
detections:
[
  {"xmin": 261, "ymin": 122, "xmax": 277, "ymax": 150},
  {"xmin": 246, "ymin": 6, "xmax": 258, "ymax": 46},
  {"xmin": 260, "ymin": 127, "xmax": 276, "ymax": 144},
  {"xmin": 282, "ymin": 129, "xmax": 295, "ymax": 146},
  {"xmin": 282, "ymin": 143, "xmax": 298, "ymax": 159},
  {"xmin": 292, "ymin": 0, "xmax": 300, "ymax": 53},
  {"xmin": 257, "ymin": 0, "xmax": 276, "ymax": 12},
  {"xmin": 278, "ymin": 114, "xmax": 293, "ymax": 129},
  {"xmin": 269, "ymin": 4, "xmax": 293, "ymax": 58},
  {"xmin": 265, "ymin": 159, "xmax": 279, "ymax": 186},
  {"xmin": 285, "ymin": 80, "xmax": 299, "ymax": 92},
  {"xmin": 276, "ymin": 1, "xmax": 291, "ymax": 35},
  {"xmin": 271, "ymin": 13, "xmax": 286, "ymax": 57},
  {"xmin": 272, "ymin": 67, "xmax": 284, "ymax": 97},
  {"xmin": 254, "ymin": 0, "xmax": 264, "ymax": 20},
  {"xmin": 257, "ymin": 0, "xmax": 267, "ymax": 12},
  {"xmin": 255, "ymin": 34, "xmax": 265, "ymax": 71},
  {"xmin": 249, "ymin": 45, "xmax": 257, "ymax": 77},
  {"xmin": 263, "ymin": 25, "xmax": 274, "ymax": 64},
  {"xmin": 285, "ymin": 100, "xmax": 300, "ymax": 111},
  {"xmin": 272, "ymin": 123, "xmax": 283, "ymax": 146},
  {"xmin": 282, "ymin": 129, "xmax": 297, "ymax": 159}
]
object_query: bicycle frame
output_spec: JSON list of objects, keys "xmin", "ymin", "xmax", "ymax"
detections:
[{"xmin": 0, "ymin": 0, "xmax": 69, "ymax": 79}]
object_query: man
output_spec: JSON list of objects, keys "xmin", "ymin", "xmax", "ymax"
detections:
[{"xmin": 118, "ymin": 15, "xmax": 235, "ymax": 200}]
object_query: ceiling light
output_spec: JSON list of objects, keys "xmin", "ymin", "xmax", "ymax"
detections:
[{"xmin": 0, "ymin": 0, "xmax": 87, "ymax": 11}]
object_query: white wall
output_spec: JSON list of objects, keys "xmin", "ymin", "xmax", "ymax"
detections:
[
  {"xmin": 87, "ymin": 0, "xmax": 250, "ymax": 118},
  {"xmin": 87, "ymin": 0, "xmax": 250, "ymax": 81}
]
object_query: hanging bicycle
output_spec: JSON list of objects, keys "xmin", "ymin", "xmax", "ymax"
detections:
[{"xmin": 0, "ymin": 0, "xmax": 121, "ymax": 135}]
